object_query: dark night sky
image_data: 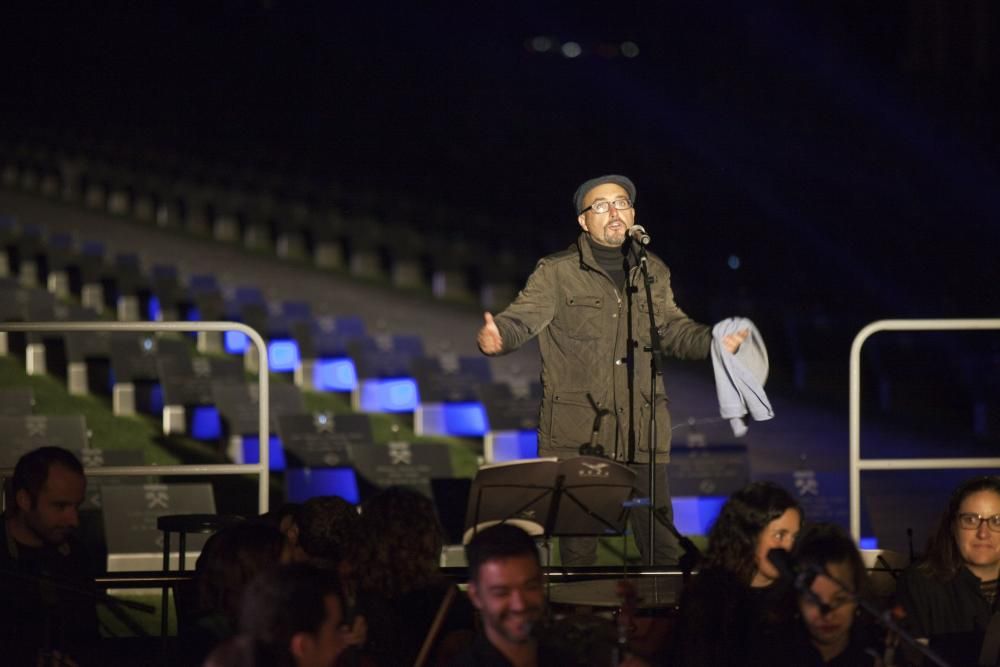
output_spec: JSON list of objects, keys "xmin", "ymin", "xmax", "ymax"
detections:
[{"xmin": 2, "ymin": 1, "xmax": 999, "ymax": 328}]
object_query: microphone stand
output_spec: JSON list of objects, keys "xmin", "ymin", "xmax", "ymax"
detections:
[{"xmin": 627, "ymin": 237, "xmax": 663, "ymax": 566}]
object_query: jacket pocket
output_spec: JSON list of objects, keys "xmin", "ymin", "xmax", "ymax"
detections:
[
  {"xmin": 563, "ymin": 294, "xmax": 604, "ymax": 340},
  {"xmin": 546, "ymin": 390, "xmax": 603, "ymax": 453}
]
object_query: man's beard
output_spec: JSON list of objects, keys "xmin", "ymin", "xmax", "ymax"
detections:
[
  {"xmin": 600, "ymin": 226, "xmax": 626, "ymax": 247},
  {"xmin": 494, "ymin": 606, "xmax": 544, "ymax": 644}
]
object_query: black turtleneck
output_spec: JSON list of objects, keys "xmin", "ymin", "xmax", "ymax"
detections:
[{"xmin": 586, "ymin": 235, "xmax": 630, "ymax": 288}]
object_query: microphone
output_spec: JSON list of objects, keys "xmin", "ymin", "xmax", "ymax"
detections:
[
  {"xmin": 628, "ymin": 224, "xmax": 651, "ymax": 246},
  {"xmin": 767, "ymin": 548, "xmax": 829, "ymax": 614}
]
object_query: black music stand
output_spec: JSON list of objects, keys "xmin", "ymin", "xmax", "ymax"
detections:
[{"xmin": 463, "ymin": 456, "xmax": 637, "ymax": 549}]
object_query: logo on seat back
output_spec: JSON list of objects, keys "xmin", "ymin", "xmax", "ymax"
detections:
[{"xmin": 579, "ymin": 461, "xmax": 610, "ymax": 478}]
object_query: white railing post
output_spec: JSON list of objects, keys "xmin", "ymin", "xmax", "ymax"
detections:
[
  {"xmin": 0, "ymin": 321, "xmax": 271, "ymax": 514},
  {"xmin": 849, "ymin": 318, "xmax": 1000, "ymax": 539}
]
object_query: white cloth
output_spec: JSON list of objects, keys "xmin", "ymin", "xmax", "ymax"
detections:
[{"xmin": 710, "ymin": 317, "xmax": 774, "ymax": 437}]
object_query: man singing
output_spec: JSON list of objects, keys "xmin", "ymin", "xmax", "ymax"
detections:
[{"xmin": 477, "ymin": 175, "xmax": 746, "ymax": 565}]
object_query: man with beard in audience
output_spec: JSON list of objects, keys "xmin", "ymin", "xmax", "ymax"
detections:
[
  {"xmin": 0, "ymin": 446, "xmax": 97, "ymax": 665},
  {"xmin": 450, "ymin": 524, "xmax": 546, "ymax": 667}
]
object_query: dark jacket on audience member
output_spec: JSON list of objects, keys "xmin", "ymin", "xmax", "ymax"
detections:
[
  {"xmin": 361, "ymin": 579, "xmax": 475, "ymax": 667},
  {"xmin": 759, "ymin": 618, "xmax": 883, "ymax": 666},
  {"xmin": 0, "ymin": 519, "xmax": 100, "ymax": 665},
  {"xmin": 447, "ymin": 633, "xmax": 517, "ymax": 667},
  {"xmin": 670, "ymin": 567, "xmax": 790, "ymax": 667},
  {"xmin": 897, "ymin": 563, "xmax": 999, "ymax": 666}
]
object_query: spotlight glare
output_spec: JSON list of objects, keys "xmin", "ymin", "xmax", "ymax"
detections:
[
  {"xmin": 621, "ymin": 41, "xmax": 640, "ymax": 58},
  {"xmin": 727, "ymin": 254, "xmax": 741, "ymax": 270},
  {"xmin": 561, "ymin": 41, "xmax": 582, "ymax": 58}
]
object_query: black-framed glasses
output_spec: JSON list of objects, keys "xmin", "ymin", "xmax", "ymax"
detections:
[
  {"xmin": 580, "ymin": 199, "xmax": 632, "ymax": 215},
  {"xmin": 956, "ymin": 513, "xmax": 1000, "ymax": 532}
]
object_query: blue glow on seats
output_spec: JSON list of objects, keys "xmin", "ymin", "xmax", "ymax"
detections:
[
  {"xmin": 147, "ymin": 295, "xmax": 161, "ymax": 321},
  {"xmin": 285, "ymin": 468, "xmax": 360, "ymax": 504},
  {"xmin": 185, "ymin": 305, "xmax": 201, "ymax": 321},
  {"xmin": 859, "ymin": 537, "xmax": 879, "ymax": 550},
  {"xmin": 149, "ymin": 384, "xmax": 164, "ymax": 414},
  {"xmin": 268, "ymin": 339, "xmax": 300, "ymax": 372},
  {"xmin": 359, "ymin": 378, "xmax": 419, "ymax": 412},
  {"xmin": 671, "ymin": 496, "xmax": 728, "ymax": 535},
  {"xmin": 224, "ymin": 330, "xmax": 249, "ymax": 354},
  {"xmin": 442, "ymin": 402, "xmax": 488, "ymax": 436},
  {"xmin": 490, "ymin": 431, "xmax": 539, "ymax": 462},
  {"xmin": 314, "ymin": 357, "xmax": 358, "ymax": 391},
  {"xmin": 241, "ymin": 435, "xmax": 286, "ymax": 471},
  {"xmin": 190, "ymin": 406, "xmax": 222, "ymax": 440}
]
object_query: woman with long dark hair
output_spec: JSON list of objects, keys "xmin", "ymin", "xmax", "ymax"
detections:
[
  {"xmin": 897, "ymin": 475, "xmax": 1000, "ymax": 666},
  {"xmin": 354, "ymin": 486, "xmax": 474, "ymax": 667},
  {"xmin": 670, "ymin": 481, "xmax": 803, "ymax": 667}
]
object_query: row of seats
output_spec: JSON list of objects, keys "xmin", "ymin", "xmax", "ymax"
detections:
[
  {"xmin": 0, "ymin": 138, "xmax": 544, "ymax": 310},
  {"xmin": 0, "ymin": 212, "xmax": 543, "ymax": 462}
]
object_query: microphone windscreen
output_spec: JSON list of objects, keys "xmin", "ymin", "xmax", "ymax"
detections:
[{"xmin": 766, "ymin": 547, "xmax": 795, "ymax": 580}]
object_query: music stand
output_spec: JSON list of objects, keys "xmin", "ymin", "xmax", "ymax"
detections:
[{"xmin": 463, "ymin": 456, "xmax": 637, "ymax": 547}]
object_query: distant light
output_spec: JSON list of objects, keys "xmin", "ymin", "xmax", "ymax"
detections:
[
  {"xmin": 190, "ymin": 406, "xmax": 222, "ymax": 440},
  {"xmin": 286, "ymin": 467, "xmax": 360, "ymax": 504},
  {"xmin": 224, "ymin": 330, "xmax": 249, "ymax": 354},
  {"xmin": 314, "ymin": 357, "xmax": 358, "ymax": 391},
  {"xmin": 621, "ymin": 41, "xmax": 640, "ymax": 58},
  {"xmin": 148, "ymin": 383, "xmax": 164, "ymax": 414},
  {"xmin": 672, "ymin": 496, "xmax": 727, "ymax": 535},
  {"xmin": 242, "ymin": 435, "xmax": 286, "ymax": 471},
  {"xmin": 530, "ymin": 35, "xmax": 553, "ymax": 52},
  {"xmin": 561, "ymin": 41, "xmax": 582, "ymax": 58},
  {"xmin": 491, "ymin": 430, "xmax": 539, "ymax": 462},
  {"xmin": 268, "ymin": 339, "xmax": 300, "ymax": 372},
  {"xmin": 442, "ymin": 402, "xmax": 489, "ymax": 436},
  {"xmin": 359, "ymin": 378, "xmax": 419, "ymax": 413},
  {"xmin": 727, "ymin": 254, "xmax": 741, "ymax": 270},
  {"xmin": 147, "ymin": 295, "xmax": 161, "ymax": 321},
  {"xmin": 142, "ymin": 337, "xmax": 154, "ymax": 352}
]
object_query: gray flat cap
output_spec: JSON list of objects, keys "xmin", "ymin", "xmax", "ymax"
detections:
[{"xmin": 573, "ymin": 174, "xmax": 637, "ymax": 214}]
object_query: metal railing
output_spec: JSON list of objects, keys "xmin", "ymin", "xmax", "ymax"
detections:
[
  {"xmin": 849, "ymin": 318, "xmax": 1000, "ymax": 539},
  {"xmin": 0, "ymin": 321, "xmax": 270, "ymax": 513}
]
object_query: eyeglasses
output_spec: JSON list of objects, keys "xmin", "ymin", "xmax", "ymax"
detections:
[
  {"xmin": 956, "ymin": 513, "xmax": 1000, "ymax": 532},
  {"xmin": 580, "ymin": 199, "xmax": 633, "ymax": 215}
]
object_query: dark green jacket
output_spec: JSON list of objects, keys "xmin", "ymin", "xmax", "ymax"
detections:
[{"xmin": 491, "ymin": 233, "xmax": 711, "ymax": 463}]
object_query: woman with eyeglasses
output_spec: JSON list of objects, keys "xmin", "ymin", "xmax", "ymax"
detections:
[
  {"xmin": 669, "ymin": 481, "xmax": 802, "ymax": 667},
  {"xmin": 897, "ymin": 475, "xmax": 1000, "ymax": 666}
]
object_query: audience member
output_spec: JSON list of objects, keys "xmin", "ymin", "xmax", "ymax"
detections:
[
  {"xmin": 0, "ymin": 446, "xmax": 98, "ymax": 665},
  {"xmin": 355, "ymin": 486, "xmax": 474, "ymax": 666},
  {"xmin": 263, "ymin": 501, "xmax": 302, "ymax": 563},
  {"xmin": 293, "ymin": 495, "xmax": 360, "ymax": 570},
  {"xmin": 765, "ymin": 523, "xmax": 884, "ymax": 666},
  {"xmin": 185, "ymin": 521, "xmax": 286, "ymax": 662},
  {"xmin": 670, "ymin": 481, "xmax": 802, "ymax": 667},
  {"xmin": 205, "ymin": 563, "xmax": 351, "ymax": 667},
  {"xmin": 897, "ymin": 475, "xmax": 1000, "ymax": 666},
  {"xmin": 291, "ymin": 495, "xmax": 367, "ymax": 657},
  {"xmin": 449, "ymin": 523, "xmax": 547, "ymax": 667}
]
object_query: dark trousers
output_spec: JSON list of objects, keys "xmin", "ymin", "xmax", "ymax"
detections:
[{"xmin": 559, "ymin": 462, "xmax": 681, "ymax": 566}]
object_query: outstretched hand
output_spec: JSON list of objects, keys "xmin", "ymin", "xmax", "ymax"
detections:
[
  {"xmin": 722, "ymin": 328, "xmax": 749, "ymax": 354},
  {"xmin": 477, "ymin": 312, "xmax": 504, "ymax": 355}
]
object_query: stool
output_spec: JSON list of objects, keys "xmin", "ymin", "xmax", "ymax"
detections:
[{"xmin": 156, "ymin": 514, "xmax": 245, "ymax": 640}]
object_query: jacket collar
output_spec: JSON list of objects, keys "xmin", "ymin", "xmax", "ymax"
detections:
[{"xmin": 575, "ymin": 232, "xmax": 608, "ymax": 273}]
